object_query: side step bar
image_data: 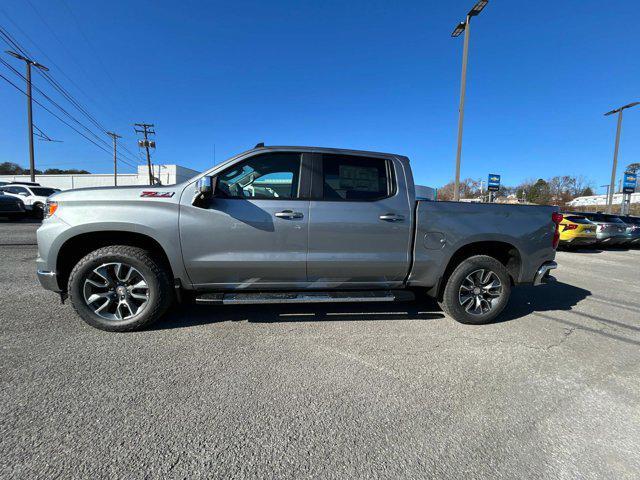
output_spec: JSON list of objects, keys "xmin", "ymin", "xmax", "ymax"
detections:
[{"xmin": 195, "ymin": 290, "xmax": 401, "ymax": 305}]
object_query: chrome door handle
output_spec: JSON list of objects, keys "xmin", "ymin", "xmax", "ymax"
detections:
[
  {"xmin": 379, "ymin": 213, "xmax": 404, "ymax": 222},
  {"xmin": 275, "ymin": 210, "xmax": 303, "ymax": 219}
]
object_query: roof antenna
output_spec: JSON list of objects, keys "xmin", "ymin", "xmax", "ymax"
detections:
[{"xmin": 254, "ymin": 142, "xmax": 264, "ymax": 148}]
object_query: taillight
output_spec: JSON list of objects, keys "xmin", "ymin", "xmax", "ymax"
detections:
[
  {"xmin": 562, "ymin": 224, "xmax": 578, "ymax": 231},
  {"xmin": 552, "ymin": 213, "xmax": 563, "ymax": 249},
  {"xmin": 44, "ymin": 200, "xmax": 58, "ymax": 219}
]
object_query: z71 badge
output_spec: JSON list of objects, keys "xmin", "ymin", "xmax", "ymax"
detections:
[{"xmin": 140, "ymin": 191, "xmax": 175, "ymax": 198}]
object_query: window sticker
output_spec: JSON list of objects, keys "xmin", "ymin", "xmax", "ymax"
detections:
[{"xmin": 338, "ymin": 165, "xmax": 379, "ymax": 192}]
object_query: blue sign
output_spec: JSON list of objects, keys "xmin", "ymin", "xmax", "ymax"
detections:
[
  {"xmin": 487, "ymin": 173, "xmax": 501, "ymax": 192},
  {"xmin": 623, "ymin": 172, "xmax": 637, "ymax": 194}
]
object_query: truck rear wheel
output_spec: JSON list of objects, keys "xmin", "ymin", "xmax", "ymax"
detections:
[
  {"xmin": 68, "ymin": 245, "xmax": 174, "ymax": 332},
  {"xmin": 438, "ymin": 255, "xmax": 511, "ymax": 325}
]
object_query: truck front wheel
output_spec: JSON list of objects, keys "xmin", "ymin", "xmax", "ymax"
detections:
[
  {"xmin": 68, "ymin": 245, "xmax": 174, "ymax": 332},
  {"xmin": 438, "ymin": 255, "xmax": 511, "ymax": 325}
]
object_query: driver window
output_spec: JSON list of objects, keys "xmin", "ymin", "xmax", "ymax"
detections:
[{"xmin": 215, "ymin": 152, "xmax": 301, "ymax": 199}]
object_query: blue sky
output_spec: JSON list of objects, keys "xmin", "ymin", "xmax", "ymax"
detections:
[{"xmin": 0, "ymin": 0, "xmax": 638, "ymax": 191}]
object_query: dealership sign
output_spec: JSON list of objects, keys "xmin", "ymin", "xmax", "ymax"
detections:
[
  {"xmin": 623, "ymin": 172, "xmax": 637, "ymax": 194},
  {"xmin": 487, "ymin": 174, "xmax": 501, "ymax": 192}
]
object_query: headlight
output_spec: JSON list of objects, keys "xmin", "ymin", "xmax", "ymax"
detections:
[{"xmin": 44, "ymin": 200, "xmax": 58, "ymax": 219}]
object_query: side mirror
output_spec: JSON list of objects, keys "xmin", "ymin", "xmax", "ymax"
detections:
[{"xmin": 196, "ymin": 176, "xmax": 217, "ymax": 197}]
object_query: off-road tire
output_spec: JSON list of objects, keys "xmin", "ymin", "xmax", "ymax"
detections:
[
  {"xmin": 438, "ymin": 255, "xmax": 511, "ymax": 325},
  {"xmin": 68, "ymin": 245, "xmax": 174, "ymax": 332}
]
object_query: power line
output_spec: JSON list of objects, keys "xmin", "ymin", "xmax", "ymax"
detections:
[
  {"xmin": 6, "ymin": 3, "xmax": 120, "ymax": 123},
  {"xmin": 0, "ymin": 25, "xmax": 139, "ymax": 160},
  {"xmin": 0, "ymin": 24, "xmax": 145, "ymax": 169},
  {"xmin": 0, "ymin": 21, "xmax": 149, "ymax": 175},
  {"xmin": 0, "ymin": 71, "xmax": 139, "ymax": 170},
  {"xmin": 0, "ymin": 57, "xmax": 143, "ymax": 167},
  {"xmin": 33, "ymin": 124, "xmax": 62, "ymax": 142}
]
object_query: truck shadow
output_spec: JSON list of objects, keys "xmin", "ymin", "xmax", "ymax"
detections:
[
  {"xmin": 496, "ymin": 281, "xmax": 591, "ymax": 323},
  {"xmin": 153, "ymin": 281, "xmax": 590, "ymax": 330}
]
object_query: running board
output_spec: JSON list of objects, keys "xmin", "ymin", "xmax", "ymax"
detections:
[{"xmin": 195, "ymin": 290, "xmax": 400, "ymax": 305}]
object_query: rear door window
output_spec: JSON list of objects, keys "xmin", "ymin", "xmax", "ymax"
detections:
[
  {"xmin": 30, "ymin": 187, "xmax": 57, "ymax": 197},
  {"xmin": 321, "ymin": 154, "xmax": 392, "ymax": 201}
]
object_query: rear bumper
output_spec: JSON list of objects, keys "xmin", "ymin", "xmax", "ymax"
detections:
[
  {"xmin": 624, "ymin": 234, "xmax": 640, "ymax": 244},
  {"xmin": 533, "ymin": 261, "xmax": 557, "ymax": 286},
  {"xmin": 561, "ymin": 236, "xmax": 596, "ymax": 246},
  {"xmin": 596, "ymin": 235, "xmax": 627, "ymax": 245}
]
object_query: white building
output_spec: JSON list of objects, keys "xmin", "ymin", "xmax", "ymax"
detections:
[
  {"xmin": 0, "ymin": 164, "xmax": 200, "ymax": 190},
  {"xmin": 567, "ymin": 192, "xmax": 640, "ymax": 207}
]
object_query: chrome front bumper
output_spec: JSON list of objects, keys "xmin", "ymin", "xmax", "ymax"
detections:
[
  {"xmin": 533, "ymin": 261, "xmax": 557, "ymax": 286},
  {"xmin": 37, "ymin": 269, "xmax": 61, "ymax": 292}
]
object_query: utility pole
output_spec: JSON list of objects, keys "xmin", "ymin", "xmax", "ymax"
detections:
[
  {"xmin": 6, "ymin": 51, "xmax": 49, "ymax": 182},
  {"xmin": 106, "ymin": 131, "xmax": 122, "ymax": 186},
  {"xmin": 134, "ymin": 123, "xmax": 156, "ymax": 185},
  {"xmin": 450, "ymin": 0, "xmax": 489, "ymax": 201},
  {"xmin": 604, "ymin": 102, "xmax": 638, "ymax": 213}
]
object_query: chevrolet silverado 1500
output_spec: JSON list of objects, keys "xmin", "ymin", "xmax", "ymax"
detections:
[{"xmin": 37, "ymin": 145, "xmax": 560, "ymax": 331}]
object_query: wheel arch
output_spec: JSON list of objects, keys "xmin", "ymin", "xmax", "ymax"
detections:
[
  {"xmin": 431, "ymin": 240, "xmax": 522, "ymax": 301},
  {"xmin": 56, "ymin": 231, "xmax": 175, "ymax": 292}
]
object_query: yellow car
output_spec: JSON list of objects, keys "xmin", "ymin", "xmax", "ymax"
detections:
[{"xmin": 558, "ymin": 214, "xmax": 597, "ymax": 248}]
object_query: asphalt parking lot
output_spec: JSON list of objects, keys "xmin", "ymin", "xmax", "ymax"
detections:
[{"xmin": 1, "ymin": 221, "xmax": 639, "ymax": 479}]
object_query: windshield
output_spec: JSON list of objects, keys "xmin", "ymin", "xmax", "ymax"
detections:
[{"xmin": 30, "ymin": 187, "xmax": 58, "ymax": 197}]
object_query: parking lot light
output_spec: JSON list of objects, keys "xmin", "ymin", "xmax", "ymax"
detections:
[
  {"xmin": 603, "ymin": 101, "xmax": 639, "ymax": 213},
  {"xmin": 451, "ymin": 22, "xmax": 466, "ymax": 38},
  {"xmin": 451, "ymin": 1, "xmax": 489, "ymax": 201},
  {"xmin": 468, "ymin": 0, "xmax": 489, "ymax": 16}
]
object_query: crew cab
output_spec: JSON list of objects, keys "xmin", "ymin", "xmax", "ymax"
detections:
[{"xmin": 36, "ymin": 145, "xmax": 560, "ymax": 331}]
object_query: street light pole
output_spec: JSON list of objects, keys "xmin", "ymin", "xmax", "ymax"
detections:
[
  {"xmin": 606, "ymin": 110, "xmax": 623, "ymax": 214},
  {"xmin": 6, "ymin": 51, "xmax": 49, "ymax": 182},
  {"xmin": 604, "ymin": 102, "xmax": 638, "ymax": 213},
  {"xmin": 451, "ymin": 1, "xmax": 489, "ymax": 201},
  {"xmin": 453, "ymin": 16, "xmax": 471, "ymax": 202}
]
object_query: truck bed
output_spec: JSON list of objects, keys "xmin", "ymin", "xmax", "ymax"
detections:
[{"xmin": 407, "ymin": 201, "xmax": 557, "ymax": 289}]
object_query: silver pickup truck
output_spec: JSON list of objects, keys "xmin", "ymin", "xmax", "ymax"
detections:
[{"xmin": 36, "ymin": 145, "xmax": 560, "ymax": 331}]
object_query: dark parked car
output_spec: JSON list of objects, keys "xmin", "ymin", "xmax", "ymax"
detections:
[
  {"xmin": 617, "ymin": 215, "xmax": 640, "ymax": 246},
  {"xmin": 0, "ymin": 191, "xmax": 26, "ymax": 220}
]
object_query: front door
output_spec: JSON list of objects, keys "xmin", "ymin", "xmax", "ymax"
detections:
[
  {"xmin": 307, "ymin": 153, "xmax": 413, "ymax": 288},
  {"xmin": 180, "ymin": 151, "xmax": 309, "ymax": 289}
]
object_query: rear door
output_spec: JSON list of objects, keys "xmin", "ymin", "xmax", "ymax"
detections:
[
  {"xmin": 307, "ymin": 153, "xmax": 413, "ymax": 287},
  {"xmin": 180, "ymin": 151, "xmax": 311, "ymax": 289}
]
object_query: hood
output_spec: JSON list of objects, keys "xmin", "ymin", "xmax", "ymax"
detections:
[{"xmin": 51, "ymin": 183, "xmax": 187, "ymax": 203}]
